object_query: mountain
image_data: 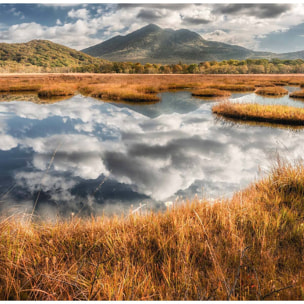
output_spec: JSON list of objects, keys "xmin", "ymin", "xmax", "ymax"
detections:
[
  {"xmin": 0, "ymin": 40, "xmax": 106, "ymax": 68},
  {"xmin": 82, "ymin": 24, "xmax": 275, "ymax": 64},
  {"xmin": 276, "ymin": 50, "xmax": 304, "ymax": 60}
]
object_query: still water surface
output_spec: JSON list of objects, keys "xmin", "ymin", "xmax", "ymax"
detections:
[{"xmin": 0, "ymin": 88, "xmax": 304, "ymax": 218}]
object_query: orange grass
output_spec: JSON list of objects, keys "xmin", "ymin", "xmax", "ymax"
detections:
[
  {"xmin": 289, "ymin": 90, "xmax": 304, "ymax": 99},
  {"xmin": 254, "ymin": 86, "xmax": 288, "ymax": 96},
  {"xmin": 38, "ymin": 84, "xmax": 76, "ymax": 98},
  {"xmin": 212, "ymin": 102, "xmax": 304, "ymax": 126},
  {"xmin": 191, "ymin": 88, "xmax": 231, "ymax": 97},
  {"xmin": 0, "ymin": 74, "xmax": 304, "ymax": 103},
  {"xmin": 0, "ymin": 84, "xmax": 41, "ymax": 92},
  {"xmin": 208, "ymin": 84, "xmax": 255, "ymax": 91},
  {"xmin": 79, "ymin": 84, "xmax": 160, "ymax": 102},
  {"xmin": 0, "ymin": 160, "xmax": 304, "ymax": 300}
]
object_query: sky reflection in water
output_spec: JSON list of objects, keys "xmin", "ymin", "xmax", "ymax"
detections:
[{"xmin": 0, "ymin": 89, "xmax": 304, "ymax": 218}]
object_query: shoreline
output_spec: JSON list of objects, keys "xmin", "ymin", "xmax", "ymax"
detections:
[{"xmin": 0, "ymin": 160, "xmax": 303, "ymax": 300}]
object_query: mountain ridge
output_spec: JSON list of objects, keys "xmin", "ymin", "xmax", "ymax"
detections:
[
  {"xmin": 82, "ymin": 24, "xmax": 304, "ymax": 64},
  {"xmin": 82, "ymin": 24, "xmax": 273, "ymax": 63}
]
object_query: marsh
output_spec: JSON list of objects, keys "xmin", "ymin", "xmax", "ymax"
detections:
[{"xmin": 1, "ymin": 83, "xmax": 304, "ymax": 218}]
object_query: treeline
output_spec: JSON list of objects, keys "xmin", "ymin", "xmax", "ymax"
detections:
[
  {"xmin": 2, "ymin": 58, "xmax": 304, "ymax": 74},
  {"xmin": 73, "ymin": 58, "xmax": 304, "ymax": 74}
]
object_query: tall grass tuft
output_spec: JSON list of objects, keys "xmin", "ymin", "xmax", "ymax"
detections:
[
  {"xmin": 38, "ymin": 84, "xmax": 75, "ymax": 98},
  {"xmin": 192, "ymin": 88, "xmax": 231, "ymax": 97}
]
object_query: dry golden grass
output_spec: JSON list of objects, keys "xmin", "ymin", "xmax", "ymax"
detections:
[
  {"xmin": 0, "ymin": 73, "xmax": 303, "ymax": 102},
  {"xmin": 255, "ymin": 86, "xmax": 288, "ymax": 96},
  {"xmin": 209, "ymin": 84, "xmax": 256, "ymax": 92},
  {"xmin": 191, "ymin": 88, "xmax": 231, "ymax": 97},
  {"xmin": 79, "ymin": 83, "xmax": 160, "ymax": 102},
  {"xmin": 289, "ymin": 90, "xmax": 304, "ymax": 99},
  {"xmin": 0, "ymin": 160, "xmax": 304, "ymax": 300},
  {"xmin": 288, "ymin": 80, "xmax": 303, "ymax": 86},
  {"xmin": 0, "ymin": 83, "xmax": 41, "ymax": 92},
  {"xmin": 213, "ymin": 102, "xmax": 304, "ymax": 126},
  {"xmin": 272, "ymin": 81, "xmax": 289, "ymax": 86},
  {"xmin": 38, "ymin": 84, "xmax": 76, "ymax": 98},
  {"xmin": 254, "ymin": 82, "xmax": 276, "ymax": 87}
]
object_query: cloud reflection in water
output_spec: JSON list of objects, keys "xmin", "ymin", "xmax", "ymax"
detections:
[{"xmin": 0, "ymin": 91, "xmax": 303, "ymax": 217}]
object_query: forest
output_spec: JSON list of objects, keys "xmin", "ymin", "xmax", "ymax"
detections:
[{"xmin": 2, "ymin": 57, "xmax": 304, "ymax": 74}]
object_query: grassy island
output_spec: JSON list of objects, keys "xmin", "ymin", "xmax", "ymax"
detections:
[
  {"xmin": 212, "ymin": 102, "xmax": 304, "ymax": 126},
  {"xmin": 254, "ymin": 86, "xmax": 288, "ymax": 96},
  {"xmin": 289, "ymin": 90, "xmax": 304, "ymax": 99},
  {"xmin": 192, "ymin": 88, "xmax": 231, "ymax": 97}
]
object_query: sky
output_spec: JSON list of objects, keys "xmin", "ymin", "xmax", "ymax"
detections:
[{"xmin": 1, "ymin": 3, "xmax": 304, "ymax": 53}]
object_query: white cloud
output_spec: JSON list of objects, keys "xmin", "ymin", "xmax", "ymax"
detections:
[
  {"xmin": 0, "ymin": 3, "xmax": 304, "ymax": 51},
  {"xmin": 0, "ymin": 134, "xmax": 18, "ymax": 151},
  {"xmin": 0, "ymin": 20, "xmax": 100, "ymax": 50},
  {"xmin": 68, "ymin": 8, "xmax": 89, "ymax": 20}
]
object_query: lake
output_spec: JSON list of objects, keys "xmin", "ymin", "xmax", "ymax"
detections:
[{"xmin": 0, "ymin": 87, "xmax": 304, "ymax": 218}]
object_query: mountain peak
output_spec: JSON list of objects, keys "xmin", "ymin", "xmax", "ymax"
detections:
[
  {"xmin": 82, "ymin": 25, "xmax": 272, "ymax": 64},
  {"xmin": 141, "ymin": 24, "xmax": 161, "ymax": 31},
  {"xmin": 132, "ymin": 23, "xmax": 162, "ymax": 36}
]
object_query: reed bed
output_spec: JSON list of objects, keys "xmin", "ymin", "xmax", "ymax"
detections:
[
  {"xmin": 272, "ymin": 80, "xmax": 291, "ymax": 86},
  {"xmin": 212, "ymin": 102, "xmax": 304, "ymax": 126},
  {"xmin": 0, "ymin": 74, "xmax": 304, "ymax": 102},
  {"xmin": 289, "ymin": 90, "xmax": 304, "ymax": 99},
  {"xmin": 38, "ymin": 84, "xmax": 76, "ymax": 98},
  {"xmin": 254, "ymin": 82, "xmax": 276, "ymax": 87},
  {"xmin": 0, "ymin": 160, "xmax": 303, "ymax": 300},
  {"xmin": 79, "ymin": 84, "xmax": 160, "ymax": 102},
  {"xmin": 209, "ymin": 84, "xmax": 255, "ymax": 92},
  {"xmin": 0, "ymin": 84, "xmax": 41, "ymax": 92},
  {"xmin": 191, "ymin": 88, "xmax": 231, "ymax": 97},
  {"xmin": 254, "ymin": 86, "xmax": 288, "ymax": 96}
]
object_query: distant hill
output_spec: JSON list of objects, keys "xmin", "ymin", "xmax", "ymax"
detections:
[
  {"xmin": 0, "ymin": 40, "xmax": 106, "ymax": 68},
  {"xmin": 82, "ymin": 24, "xmax": 275, "ymax": 64},
  {"xmin": 277, "ymin": 50, "xmax": 304, "ymax": 60}
]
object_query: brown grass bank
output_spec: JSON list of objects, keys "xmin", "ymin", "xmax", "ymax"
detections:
[
  {"xmin": 255, "ymin": 86, "xmax": 288, "ymax": 96},
  {"xmin": 191, "ymin": 88, "xmax": 231, "ymax": 97},
  {"xmin": 212, "ymin": 102, "xmax": 304, "ymax": 126},
  {"xmin": 289, "ymin": 90, "xmax": 304, "ymax": 99},
  {"xmin": 0, "ymin": 161, "xmax": 304, "ymax": 300},
  {"xmin": 38, "ymin": 84, "xmax": 76, "ymax": 98}
]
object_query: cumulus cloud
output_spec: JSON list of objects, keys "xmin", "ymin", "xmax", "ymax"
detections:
[
  {"xmin": 213, "ymin": 4, "xmax": 291, "ymax": 19},
  {"xmin": 137, "ymin": 9, "xmax": 167, "ymax": 22},
  {"xmin": 0, "ymin": 134, "xmax": 18, "ymax": 151},
  {"xmin": 0, "ymin": 3, "xmax": 303, "ymax": 51},
  {"xmin": 182, "ymin": 17, "xmax": 211, "ymax": 25},
  {"xmin": 0, "ymin": 20, "xmax": 99, "ymax": 50},
  {"xmin": 68, "ymin": 8, "xmax": 89, "ymax": 20}
]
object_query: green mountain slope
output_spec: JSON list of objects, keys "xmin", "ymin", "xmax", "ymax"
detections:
[
  {"xmin": 277, "ymin": 50, "xmax": 304, "ymax": 60},
  {"xmin": 82, "ymin": 24, "xmax": 275, "ymax": 64},
  {"xmin": 0, "ymin": 40, "xmax": 106, "ymax": 68}
]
